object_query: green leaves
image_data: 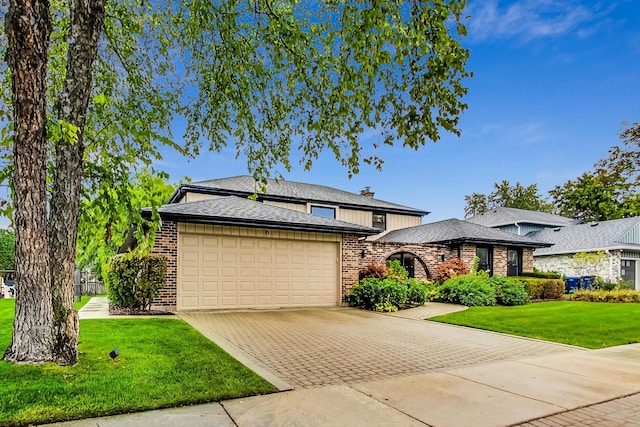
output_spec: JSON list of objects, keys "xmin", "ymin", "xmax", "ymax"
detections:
[{"xmin": 464, "ymin": 181, "xmax": 553, "ymax": 217}]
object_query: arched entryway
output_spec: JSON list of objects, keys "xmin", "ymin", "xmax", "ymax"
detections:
[{"xmin": 386, "ymin": 252, "xmax": 429, "ymax": 279}]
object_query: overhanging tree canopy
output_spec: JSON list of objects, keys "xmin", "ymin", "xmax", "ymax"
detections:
[{"xmin": 0, "ymin": 0, "xmax": 471, "ymax": 364}]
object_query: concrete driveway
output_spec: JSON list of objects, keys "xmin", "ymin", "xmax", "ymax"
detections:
[{"xmin": 179, "ymin": 307, "xmax": 578, "ymax": 389}]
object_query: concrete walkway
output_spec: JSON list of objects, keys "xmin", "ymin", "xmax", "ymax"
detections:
[{"xmin": 78, "ymin": 297, "xmax": 176, "ymax": 319}]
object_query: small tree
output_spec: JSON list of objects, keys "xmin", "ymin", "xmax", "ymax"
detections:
[{"xmin": 106, "ymin": 254, "xmax": 167, "ymax": 311}]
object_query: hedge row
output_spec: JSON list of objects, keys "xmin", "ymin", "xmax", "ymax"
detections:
[{"xmin": 513, "ymin": 277, "xmax": 565, "ymax": 300}]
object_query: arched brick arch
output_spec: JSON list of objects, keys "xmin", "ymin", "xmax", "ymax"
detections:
[{"xmin": 385, "ymin": 249, "xmax": 431, "ymax": 279}]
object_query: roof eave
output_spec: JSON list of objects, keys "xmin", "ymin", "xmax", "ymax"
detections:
[
  {"xmin": 534, "ymin": 244, "xmax": 640, "ymax": 256},
  {"xmin": 175, "ymin": 184, "xmax": 429, "ymax": 217},
  {"xmin": 155, "ymin": 211, "xmax": 379, "ymax": 237}
]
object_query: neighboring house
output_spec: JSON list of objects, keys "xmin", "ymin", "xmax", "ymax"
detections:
[
  {"xmin": 466, "ymin": 207, "xmax": 580, "ymax": 236},
  {"xmin": 529, "ymin": 217, "xmax": 640, "ymax": 289},
  {"xmin": 146, "ymin": 176, "xmax": 545, "ymax": 311},
  {"xmin": 466, "ymin": 207, "xmax": 640, "ymax": 289}
]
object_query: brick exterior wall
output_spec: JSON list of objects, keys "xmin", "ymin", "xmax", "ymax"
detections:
[
  {"xmin": 493, "ymin": 246, "xmax": 508, "ymax": 276},
  {"xmin": 523, "ymin": 248, "xmax": 534, "ymax": 272},
  {"xmin": 151, "ymin": 220, "xmax": 178, "ymax": 309}
]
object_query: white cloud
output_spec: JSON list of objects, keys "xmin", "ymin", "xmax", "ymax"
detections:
[{"xmin": 467, "ymin": 0, "xmax": 601, "ymax": 42}]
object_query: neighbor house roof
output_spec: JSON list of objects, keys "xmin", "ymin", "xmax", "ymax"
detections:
[
  {"xmin": 466, "ymin": 207, "xmax": 579, "ymax": 228},
  {"xmin": 377, "ymin": 218, "xmax": 551, "ymax": 248},
  {"xmin": 168, "ymin": 175, "xmax": 429, "ymax": 217},
  {"xmin": 529, "ymin": 216, "xmax": 640, "ymax": 256},
  {"xmin": 144, "ymin": 196, "xmax": 380, "ymax": 236}
]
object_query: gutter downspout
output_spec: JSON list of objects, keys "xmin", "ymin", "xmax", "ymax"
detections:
[{"xmin": 515, "ymin": 222, "xmax": 522, "ymax": 236}]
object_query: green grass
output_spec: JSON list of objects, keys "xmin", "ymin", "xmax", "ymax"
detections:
[
  {"xmin": 429, "ymin": 301, "xmax": 640, "ymax": 349},
  {"xmin": 0, "ymin": 299, "xmax": 276, "ymax": 426}
]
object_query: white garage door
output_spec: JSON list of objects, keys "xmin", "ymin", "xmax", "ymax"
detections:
[{"xmin": 178, "ymin": 233, "xmax": 339, "ymax": 310}]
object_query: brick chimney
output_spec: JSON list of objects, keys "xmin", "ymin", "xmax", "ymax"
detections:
[{"xmin": 360, "ymin": 186, "xmax": 374, "ymax": 198}]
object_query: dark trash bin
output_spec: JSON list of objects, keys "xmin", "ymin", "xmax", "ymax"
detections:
[
  {"xmin": 565, "ymin": 276, "xmax": 580, "ymax": 293},
  {"xmin": 581, "ymin": 275, "xmax": 595, "ymax": 289}
]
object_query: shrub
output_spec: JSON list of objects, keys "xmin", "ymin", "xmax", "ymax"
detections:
[
  {"xmin": 438, "ymin": 275, "xmax": 496, "ymax": 307},
  {"xmin": 359, "ymin": 263, "xmax": 387, "ymax": 280},
  {"xmin": 572, "ymin": 289, "xmax": 640, "ymax": 303},
  {"xmin": 521, "ymin": 270, "xmax": 562, "ymax": 279},
  {"xmin": 514, "ymin": 277, "xmax": 565, "ymax": 300},
  {"xmin": 385, "ymin": 259, "xmax": 409, "ymax": 283},
  {"xmin": 423, "ymin": 280, "xmax": 441, "ymax": 302},
  {"xmin": 406, "ymin": 278, "xmax": 428, "ymax": 306},
  {"xmin": 434, "ymin": 258, "xmax": 469, "ymax": 284},
  {"xmin": 346, "ymin": 278, "xmax": 408, "ymax": 311},
  {"xmin": 592, "ymin": 277, "xmax": 632, "ymax": 291},
  {"xmin": 489, "ymin": 276, "xmax": 530, "ymax": 306},
  {"xmin": 106, "ymin": 254, "xmax": 168, "ymax": 310}
]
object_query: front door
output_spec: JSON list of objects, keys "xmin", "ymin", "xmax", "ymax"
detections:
[
  {"xmin": 476, "ymin": 247, "xmax": 493, "ymax": 275},
  {"xmin": 507, "ymin": 249, "xmax": 522, "ymax": 276},
  {"xmin": 621, "ymin": 260, "xmax": 636, "ymax": 289}
]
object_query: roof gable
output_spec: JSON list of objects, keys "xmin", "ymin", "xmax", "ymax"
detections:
[
  {"xmin": 146, "ymin": 196, "xmax": 379, "ymax": 236},
  {"xmin": 169, "ymin": 175, "xmax": 428, "ymax": 216},
  {"xmin": 466, "ymin": 207, "xmax": 578, "ymax": 228},
  {"xmin": 378, "ymin": 218, "xmax": 550, "ymax": 248}
]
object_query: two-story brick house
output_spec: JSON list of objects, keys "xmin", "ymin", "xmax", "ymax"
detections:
[{"xmin": 148, "ymin": 176, "xmax": 548, "ymax": 311}]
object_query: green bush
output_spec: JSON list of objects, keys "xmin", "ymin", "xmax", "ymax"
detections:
[
  {"xmin": 521, "ymin": 269, "xmax": 562, "ymax": 279},
  {"xmin": 385, "ymin": 259, "xmax": 409, "ymax": 283},
  {"xmin": 592, "ymin": 277, "xmax": 632, "ymax": 291},
  {"xmin": 572, "ymin": 289, "xmax": 640, "ymax": 303},
  {"xmin": 406, "ymin": 278, "xmax": 428, "ymax": 306},
  {"xmin": 514, "ymin": 277, "xmax": 564, "ymax": 300},
  {"xmin": 438, "ymin": 275, "xmax": 496, "ymax": 307},
  {"xmin": 106, "ymin": 254, "xmax": 167, "ymax": 310},
  {"xmin": 346, "ymin": 278, "xmax": 408, "ymax": 311},
  {"xmin": 489, "ymin": 276, "xmax": 530, "ymax": 306}
]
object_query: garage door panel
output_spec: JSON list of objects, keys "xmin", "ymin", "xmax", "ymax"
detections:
[{"xmin": 178, "ymin": 233, "xmax": 338, "ymax": 310}]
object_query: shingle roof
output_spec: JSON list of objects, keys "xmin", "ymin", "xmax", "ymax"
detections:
[
  {"xmin": 377, "ymin": 218, "xmax": 551, "ymax": 248},
  {"xmin": 168, "ymin": 175, "xmax": 428, "ymax": 216},
  {"xmin": 530, "ymin": 216, "xmax": 640, "ymax": 255},
  {"xmin": 466, "ymin": 207, "xmax": 579, "ymax": 228},
  {"xmin": 145, "ymin": 196, "xmax": 380, "ymax": 236}
]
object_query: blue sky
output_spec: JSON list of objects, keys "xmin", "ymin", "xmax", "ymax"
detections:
[{"xmin": 160, "ymin": 0, "xmax": 640, "ymax": 222}]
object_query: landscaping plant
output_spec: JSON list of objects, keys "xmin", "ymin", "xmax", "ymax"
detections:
[
  {"xmin": 437, "ymin": 275, "xmax": 496, "ymax": 307},
  {"xmin": 106, "ymin": 254, "xmax": 167, "ymax": 310},
  {"xmin": 489, "ymin": 276, "xmax": 530, "ymax": 306},
  {"xmin": 434, "ymin": 258, "xmax": 469, "ymax": 283},
  {"xmin": 572, "ymin": 289, "xmax": 640, "ymax": 303},
  {"xmin": 347, "ymin": 261, "xmax": 428, "ymax": 311}
]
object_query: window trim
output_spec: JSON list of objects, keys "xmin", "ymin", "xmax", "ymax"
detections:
[
  {"xmin": 372, "ymin": 212, "xmax": 387, "ymax": 231},
  {"xmin": 308, "ymin": 203, "xmax": 338, "ymax": 219}
]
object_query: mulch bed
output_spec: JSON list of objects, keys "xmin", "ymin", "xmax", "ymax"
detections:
[{"xmin": 108, "ymin": 304, "xmax": 174, "ymax": 316}]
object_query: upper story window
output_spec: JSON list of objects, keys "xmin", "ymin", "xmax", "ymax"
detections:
[
  {"xmin": 310, "ymin": 205, "xmax": 336, "ymax": 219},
  {"xmin": 372, "ymin": 213, "xmax": 386, "ymax": 231}
]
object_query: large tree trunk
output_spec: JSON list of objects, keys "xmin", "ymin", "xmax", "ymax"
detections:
[
  {"xmin": 49, "ymin": 0, "xmax": 105, "ymax": 365},
  {"xmin": 3, "ymin": 0, "xmax": 54, "ymax": 363}
]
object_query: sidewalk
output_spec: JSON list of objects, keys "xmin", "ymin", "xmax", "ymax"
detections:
[{"xmin": 78, "ymin": 297, "xmax": 176, "ymax": 319}]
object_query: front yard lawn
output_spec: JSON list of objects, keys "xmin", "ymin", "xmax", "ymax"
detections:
[
  {"xmin": 429, "ymin": 301, "xmax": 640, "ymax": 349},
  {"xmin": 0, "ymin": 299, "xmax": 276, "ymax": 426}
]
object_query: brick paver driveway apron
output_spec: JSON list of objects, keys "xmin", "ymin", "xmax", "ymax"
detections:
[{"xmin": 179, "ymin": 307, "xmax": 579, "ymax": 388}]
